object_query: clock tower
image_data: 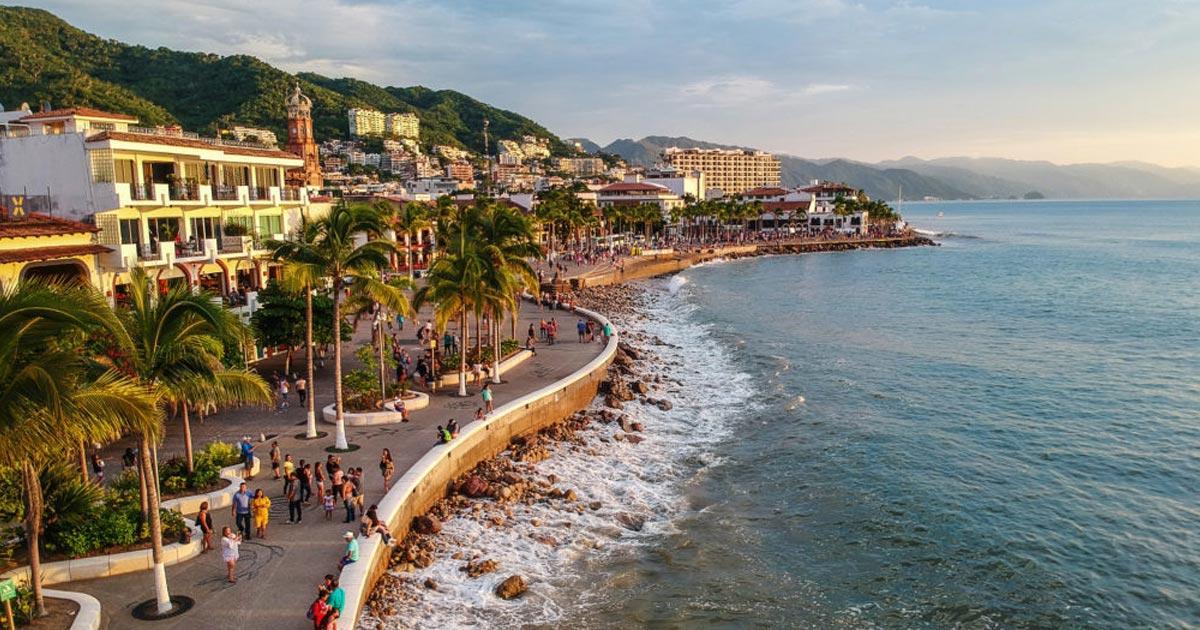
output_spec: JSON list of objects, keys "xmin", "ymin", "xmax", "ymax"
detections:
[{"xmin": 285, "ymin": 84, "xmax": 322, "ymax": 187}]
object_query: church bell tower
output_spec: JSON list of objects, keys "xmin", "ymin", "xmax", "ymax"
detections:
[{"xmin": 285, "ymin": 84, "xmax": 322, "ymax": 187}]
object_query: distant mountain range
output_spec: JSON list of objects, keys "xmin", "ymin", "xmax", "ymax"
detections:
[
  {"xmin": 587, "ymin": 136, "xmax": 1200, "ymax": 201},
  {"xmin": 0, "ymin": 6, "xmax": 568, "ymax": 154}
]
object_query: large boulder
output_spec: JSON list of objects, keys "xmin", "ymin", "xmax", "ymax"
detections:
[
  {"xmin": 495, "ymin": 575, "xmax": 528, "ymax": 600},
  {"xmin": 411, "ymin": 515, "xmax": 442, "ymax": 535},
  {"xmin": 609, "ymin": 380, "xmax": 635, "ymax": 402},
  {"xmin": 460, "ymin": 475, "xmax": 490, "ymax": 498},
  {"xmin": 618, "ymin": 342, "xmax": 641, "ymax": 360},
  {"xmin": 631, "ymin": 380, "xmax": 649, "ymax": 395},
  {"xmin": 604, "ymin": 395, "xmax": 624, "ymax": 410},
  {"xmin": 616, "ymin": 512, "xmax": 645, "ymax": 531}
]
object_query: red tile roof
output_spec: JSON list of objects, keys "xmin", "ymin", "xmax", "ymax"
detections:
[
  {"xmin": 20, "ymin": 107, "xmax": 138, "ymax": 122},
  {"xmin": 801, "ymin": 182, "xmax": 857, "ymax": 194},
  {"xmin": 0, "ymin": 213, "xmax": 100, "ymax": 239},
  {"xmin": 760, "ymin": 201, "xmax": 809, "ymax": 213},
  {"xmin": 742, "ymin": 186, "xmax": 790, "ymax": 197},
  {"xmin": 89, "ymin": 131, "xmax": 302, "ymax": 160},
  {"xmin": 0, "ymin": 244, "xmax": 110, "ymax": 264},
  {"xmin": 598, "ymin": 182, "xmax": 669, "ymax": 193}
]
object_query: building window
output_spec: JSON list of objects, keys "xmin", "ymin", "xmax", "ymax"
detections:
[
  {"xmin": 89, "ymin": 149, "xmax": 115, "ymax": 183},
  {"xmin": 257, "ymin": 215, "xmax": 282, "ymax": 237},
  {"xmin": 190, "ymin": 217, "xmax": 221, "ymax": 241},
  {"xmin": 90, "ymin": 122, "xmax": 116, "ymax": 132},
  {"xmin": 119, "ymin": 219, "xmax": 141, "ymax": 245}
]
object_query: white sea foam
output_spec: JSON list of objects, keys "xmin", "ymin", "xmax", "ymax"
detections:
[{"xmin": 359, "ymin": 278, "xmax": 758, "ymax": 629}]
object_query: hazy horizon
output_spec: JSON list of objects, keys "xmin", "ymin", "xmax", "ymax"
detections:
[{"xmin": 9, "ymin": 0, "xmax": 1199, "ymax": 168}]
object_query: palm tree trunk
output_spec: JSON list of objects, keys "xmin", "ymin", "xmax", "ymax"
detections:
[
  {"xmin": 137, "ymin": 453, "xmax": 149, "ymax": 519},
  {"xmin": 22, "ymin": 460, "xmax": 46, "ymax": 618},
  {"xmin": 304, "ymin": 282, "xmax": 318, "ymax": 438},
  {"xmin": 457, "ymin": 304, "xmax": 468, "ymax": 397},
  {"xmin": 405, "ymin": 233, "xmax": 414, "ymax": 281},
  {"xmin": 491, "ymin": 315, "xmax": 501, "ymax": 384},
  {"xmin": 139, "ymin": 435, "xmax": 172, "ymax": 614},
  {"xmin": 182, "ymin": 401, "xmax": 194, "ymax": 473},
  {"xmin": 333, "ymin": 281, "xmax": 348, "ymax": 450},
  {"xmin": 474, "ymin": 311, "xmax": 482, "ymax": 355},
  {"xmin": 77, "ymin": 441, "xmax": 88, "ymax": 484}
]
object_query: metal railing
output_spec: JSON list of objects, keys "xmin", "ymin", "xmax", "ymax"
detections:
[
  {"xmin": 249, "ymin": 186, "xmax": 269, "ymax": 201},
  {"xmin": 171, "ymin": 182, "xmax": 200, "ymax": 201},
  {"xmin": 128, "ymin": 181, "xmax": 154, "ymax": 201},
  {"xmin": 212, "ymin": 185, "xmax": 240, "ymax": 201},
  {"xmin": 280, "ymin": 187, "xmax": 302, "ymax": 201},
  {"xmin": 124, "ymin": 126, "xmax": 275, "ymax": 150}
]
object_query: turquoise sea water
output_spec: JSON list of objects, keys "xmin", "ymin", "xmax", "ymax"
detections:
[{"xmin": 574, "ymin": 200, "xmax": 1200, "ymax": 628}]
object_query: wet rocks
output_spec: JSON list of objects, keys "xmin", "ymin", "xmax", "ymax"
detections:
[
  {"xmin": 463, "ymin": 557, "xmax": 498, "ymax": 577},
  {"xmin": 460, "ymin": 475, "xmax": 489, "ymax": 498},
  {"xmin": 411, "ymin": 515, "xmax": 441, "ymax": 535},
  {"xmin": 616, "ymin": 512, "xmax": 645, "ymax": 531},
  {"xmin": 495, "ymin": 575, "xmax": 528, "ymax": 600},
  {"xmin": 423, "ymin": 577, "xmax": 438, "ymax": 590}
]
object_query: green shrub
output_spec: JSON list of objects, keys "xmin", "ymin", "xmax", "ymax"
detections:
[
  {"xmin": 162, "ymin": 476, "xmax": 188, "ymax": 496},
  {"xmin": 190, "ymin": 463, "xmax": 220, "ymax": 489},
  {"xmin": 55, "ymin": 506, "xmax": 139, "ymax": 558},
  {"xmin": 199, "ymin": 441, "xmax": 240, "ymax": 468}
]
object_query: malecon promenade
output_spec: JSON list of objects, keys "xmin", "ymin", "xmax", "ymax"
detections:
[{"xmin": 48, "ymin": 237, "xmax": 929, "ymax": 629}]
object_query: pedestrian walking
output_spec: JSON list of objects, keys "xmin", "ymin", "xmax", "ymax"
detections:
[
  {"xmin": 481, "ymin": 382, "xmax": 494, "ymax": 414},
  {"xmin": 278, "ymin": 377, "xmax": 290, "ymax": 410},
  {"xmin": 341, "ymin": 476, "xmax": 356, "ymax": 523},
  {"xmin": 286, "ymin": 472, "xmax": 303, "ymax": 524},
  {"xmin": 90, "ymin": 453, "xmax": 105, "ymax": 484},
  {"xmin": 221, "ymin": 526, "xmax": 241, "ymax": 583},
  {"xmin": 270, "ymin": 441, "xmax": 282, "ymax": 479},
  {"xmin": 252, "ymin": 488, "xmax": 271, "ymax": 539},
  {"xmin": 323, "ymin": 489, "xmax": 335, "ymax": 520},
  {"xmin": 232, "ymin": 482, "xmax": 252, "ymax": 539},
  {"xmin": 296, "ymin": 376, "xmax": 307, "ymax": 406},
  {"xmin": 197, "ymin": 501, "xmax": 214, "ymax": 552},
  {"xmin": 379, "ymin": 449, "xmax": 395, "ymax": 491},
  {"xmin": 121, "ymin": 447, "xmax": 136, "ymax": 470}
]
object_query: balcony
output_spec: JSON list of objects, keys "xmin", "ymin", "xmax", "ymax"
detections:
[
  {"xmin": 177, "ymin": 238, "xmax": 219, "ymax": 262},
  {"xmin": 170, "ymin": 182, "xmax": 200, "ymax": 203},
  {"xmin": 135, "ymin": 241, "xmax": 176, "ymax": 266},
  {"xmin": 212, "ymin": 185, "xmax": 241, "ymax": 202},
  {"xmin": 249, "ymin": 186, "xmax": 269, "ymax": 202},
  {"xmin": 127, "ymin": 181, "xmax": 154, "ymax": 201},
  {"xmin": 220, "ymin": 235, "xmax": 253, "ymax": 256},
  {"xmin": 281, "ymin": 187, "xmax": 304, "ymax": 202}
]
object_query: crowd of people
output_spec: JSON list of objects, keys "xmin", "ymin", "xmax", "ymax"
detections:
[{"xmin": 197, "ymin": 438, "xmax": 404, "ymax": 628}]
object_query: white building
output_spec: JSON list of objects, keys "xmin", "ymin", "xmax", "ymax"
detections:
[
  {"xmin": 408, "ymin": 176, "xmax": 460, "ymax": 198},
  {"xmin": 384, "ymin": 112, "xmax": 419, "ymax": 139},
  {"xmin": 229, "ymin": 126, "xmax": 278, "ymax": 147},
  {"xmin": 0, "ymin": 106, "xmax": 318, "ymax": 300},
  {"xmin": 595, "ymin": 181, "xmax": 684, "ymax": 213},
  {"xmin": 347, "ymin": 108, "xmax": 386, "ymax": 136}
]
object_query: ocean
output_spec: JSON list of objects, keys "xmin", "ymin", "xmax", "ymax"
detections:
[{"xmin": 370, "ymin": 200, "xmax": 1200, "ymax": 629}]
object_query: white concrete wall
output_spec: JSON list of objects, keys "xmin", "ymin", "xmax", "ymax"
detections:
[{"xmin": 0, "ymin": 133, "xmax": 95, "ymax": 220}]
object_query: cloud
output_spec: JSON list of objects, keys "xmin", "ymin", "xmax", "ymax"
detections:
[
  {"xmin": 802, "ymin": 83, "xmax": 855, "ymax": 96},
  {"xmin": 680, "ymin": 75, "xmax": 778, "ymax": 106}
]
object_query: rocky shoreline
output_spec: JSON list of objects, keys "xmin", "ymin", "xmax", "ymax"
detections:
[{"xmin": 361, "ymin": 284, "xmax": 673, "ymax": 627}]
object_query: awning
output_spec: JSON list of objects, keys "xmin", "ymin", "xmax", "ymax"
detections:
[{"xmin": 0, "ymin": 244, "xmax": 111, "ymax": 264}]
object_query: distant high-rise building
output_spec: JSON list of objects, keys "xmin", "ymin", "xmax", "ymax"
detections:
[
  {"xmin": 347, "ymin": 108, "xmax": 385, "ymax": 136},
  {"xmin": 661, "ymin": 147, "xmax": 780, "ymax": 195},
  {"xmin": 230, "ymin": 125, "xmax": 278, "ymax": 147},
  {"xmin": 556, "ymin": 157, "xmax": 605, "ymax": 177},
  {"xmin": 385, "ymin": 112, "xmax": 419, "ymax": 139}
]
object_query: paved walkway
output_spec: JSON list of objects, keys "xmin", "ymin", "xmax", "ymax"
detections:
[{"xmin": 62, "ymin": 298, "xmax": 606, "ymax": 629}]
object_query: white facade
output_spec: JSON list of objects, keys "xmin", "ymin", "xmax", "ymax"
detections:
[
  {"xmin": 408, "ymin": 177, "xmax": 460, "ymax": 198},
  {"xmin": 384, "ymin": 112, "xmax": 419, "ymax": 139},
  {"xmin": 348, "ymin": 108, "xmax": 386, "ymax": 136}
]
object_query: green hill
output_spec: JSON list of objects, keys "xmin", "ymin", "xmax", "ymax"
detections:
[{"xmin": 0, "ymin": 6, "xmax": 568, "ymax": 154}]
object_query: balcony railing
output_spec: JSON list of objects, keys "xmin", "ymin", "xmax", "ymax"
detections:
[
  {"xmin": 137, "ymin": 243, "xmax": 160, "ymax": 260},
  {"xmin": 212, "ymin": 185, "xmax": 240, "ymax": 201},
  {"xmin": 249, "ymin": 186, "xmax": 269, "ymax": 201},
  {"xmin": 127, "ymin": 181, "xmax": 154, "ymax": 201},
  {"xmin": 124, "ymin": 126, "xmax": 274, "ymax": 150},
  {"xmin": 281, "ymin": 187, "xmax": 303, "ymax": 201},
  {"xmin": 171, "ymin": 182, "xmax": 200, "ymax": 202}
]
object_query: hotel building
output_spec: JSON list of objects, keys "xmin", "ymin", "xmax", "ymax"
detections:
[
  {"xmin": 0, "ymin": 106, "xmax": 321, "ymax": 303},
  {"xmin": 347, "ymin": 108, "xmax": 386, "ymax": 136},
  {"xmin": 661, "ymin": 147, "xmax": 781, "ymax": 196},
  {"xmin": 385, "ymin": 112, "xmax": 419, "ymax": 140}
]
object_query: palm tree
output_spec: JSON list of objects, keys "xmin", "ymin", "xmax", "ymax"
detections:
[
  {"xmin": 475, "ymin": 201, "xmax": 542, "ymax": 381},
  {"xmin": 266, "ymin": 219, "xmax": 324, "ymax": 438},
  {"xmin": 415, "ymin": 205, "xmax": 489, "ymax": 397},
  {"xmin": 295, "ymin": 202, "xmax": 412, "ymax": 449},
  {"xmin": 0, "ymin": 281, "xmax": 159, "ymax": 617},
  {"xmin": 391, "ymin": 201, "xmax": 432, "ymax": 279},
  {"xmin": 106, "ymin": 268, "xmax": 271, "ymax": 614}
]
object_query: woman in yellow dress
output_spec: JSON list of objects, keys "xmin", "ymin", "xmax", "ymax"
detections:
[{"xmin": 251, "ymin": 488, "xmax": 271, "ymax": 539}]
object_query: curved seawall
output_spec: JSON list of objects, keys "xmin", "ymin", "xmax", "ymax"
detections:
[{"xmin": 339, "ymin": 305, "xmax": 618, "ymax": 628}]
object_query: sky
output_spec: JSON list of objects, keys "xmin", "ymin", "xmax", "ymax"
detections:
[{"xmin": 14, "ymin": 0, "xmax": 1200, "ymax": 166}]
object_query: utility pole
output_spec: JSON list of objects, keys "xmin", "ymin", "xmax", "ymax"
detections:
[{"xmin": 482, "ymin": 118, "xmax": 491, "ymax": 194}]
